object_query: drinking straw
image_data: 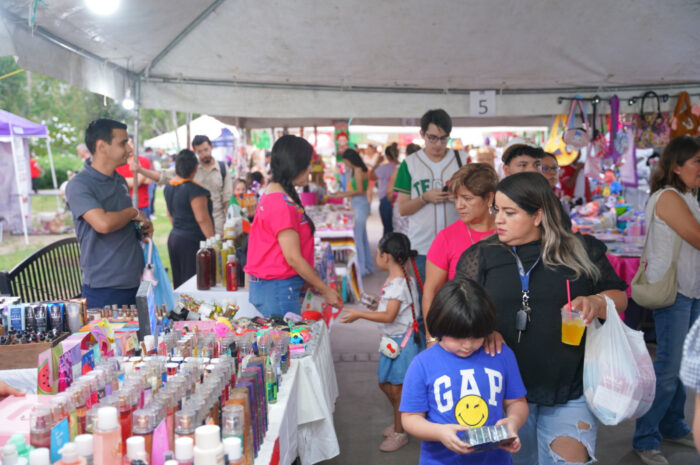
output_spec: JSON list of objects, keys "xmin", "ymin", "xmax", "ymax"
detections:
[{"xmin": 566, "ymin": 279, "xmax": 572, "ymax": 313}]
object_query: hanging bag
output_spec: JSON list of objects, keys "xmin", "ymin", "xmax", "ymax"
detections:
[
  {"xmin": 583, "ymin": 295, "xmax": 656, "ymax": 425},
  {"xmin": 544, "ymin": 114, "xmax": 579, "ymax": 167},
  {"xmin": 670, "ymin": 91, "xmax": 700, "ymax": 138},
  {"xmin": 630, "ymin": 192, "xmax": 682, "ymax": 309},
  {"xmin": 607, "ymin": 96, "xmax": 622, "ymax": 162},
  {"xmin": 563, "ymin": 97, "xmax": 591, "ymax": 149},
  {"xmin": 634, "ymin": 91, "xmax": 670, "ymax": 148}
]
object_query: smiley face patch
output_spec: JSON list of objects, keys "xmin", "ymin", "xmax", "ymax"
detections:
[{"xmin": 455, "ymin": 394, "xmax": 488, "ymax": 428}]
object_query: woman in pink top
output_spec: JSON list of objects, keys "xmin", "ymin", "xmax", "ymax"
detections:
[
  {"xmin": 245, "ymin": 135, "xmax": 342, "ymax": 317},
  {"xmin": 423, "ymin": 163, "xmax": 498, "ymax": 345}
]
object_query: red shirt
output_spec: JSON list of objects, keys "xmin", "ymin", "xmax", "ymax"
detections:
[
  {"xmin": 30, "ymin": 159, "xmax": 41, "ymax": 179},
  {"xmin": 427, "ymin": 220, "xmax": 494, "ymax": 280},
  {"xmin": 244, "ymin": 192, "xmax": 314, "ymax": 280},
  {"xmin": 116, "ymin": 156, "xmax": 152, "ymax": 209},
  {"xmin": 559, "ymin": 164, "xmax": 591, "ymax": 202}
]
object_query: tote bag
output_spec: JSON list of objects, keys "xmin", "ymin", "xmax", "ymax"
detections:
[
  {"xmin": 630, "ymin": 194, "xmax": 682, "ymax": 309},
  {"xmin": 545, "ymin": 114, "xmax": 579, "ymax": 167},
  {"xmin": 670, "ymin": 91, "xmax": 700, "ymax": 138},
  {"xmin": 634, "ymin": 91, "xmax": 670, "ymax": 148}
]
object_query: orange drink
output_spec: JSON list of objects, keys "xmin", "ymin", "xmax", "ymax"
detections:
[{"xmin": 561, "ymin": 309, "xmax": 586, "ymax": 345}]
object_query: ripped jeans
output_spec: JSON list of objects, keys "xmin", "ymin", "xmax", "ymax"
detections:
[
  {"xmin": 513, "ymin": 395, "xmax": 597, "ymax": 465},
  {"xmin": 248, "ymin": 275, "xmax": 305, "ymax": 318}
]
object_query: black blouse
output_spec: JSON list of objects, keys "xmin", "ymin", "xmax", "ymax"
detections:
[
  {"xmin": 164, "ymin": 181, "xmax": 213, "ymax": 242},
  {"xmin": 455, "ymin": 234, "xmax": 627, "ymax": 406}
]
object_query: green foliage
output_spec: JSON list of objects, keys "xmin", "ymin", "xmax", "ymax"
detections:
[{"xmin": 34, "ymin": 153, "xmax": 84, "ymax": 190}]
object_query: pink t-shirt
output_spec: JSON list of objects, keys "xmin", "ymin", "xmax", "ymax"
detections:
[
  {"xmin": 426, "ymin": 220, "xmax": 494, "ymax": 280},
  {"xmin": 244, "ymin": 192, "xmax": 314, "ymax": 280}
]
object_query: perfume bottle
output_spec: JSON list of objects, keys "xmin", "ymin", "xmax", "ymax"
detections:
[{"xmin": 93, "ymin": 407, "xmax": 122, "ymax": 465}]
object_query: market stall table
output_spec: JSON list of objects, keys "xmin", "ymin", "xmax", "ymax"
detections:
[{"xmin": 173, "ymin": 277, "xmax": 262, "ymax": 318}]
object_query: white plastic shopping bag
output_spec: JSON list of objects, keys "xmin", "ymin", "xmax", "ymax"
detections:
[{"xmin": 583, "ymin": 295, "xmax": 656, "ymax": 425}]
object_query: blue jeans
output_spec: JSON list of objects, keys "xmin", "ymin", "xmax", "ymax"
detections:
[
  {"xmin": 351, "ymin": 195, "xmax": 373, "ymax": 275},
  {"xmin": 633, "ymin": 293, "xmax": 700, "ymax": 450},
  {"xmin": 82, "ymin": 284, "xmax": 139, "ymax": 309},
  {"xmin": 248, "ymin": 275, "xmax": 305, "ymax": 318},
  {"xmin": 513, "ymin": 396, "xmax": 597, "ymax": 465},
  {"xmin": 378, "ymin": 196, "xmax": 393, "ymax": 236}
]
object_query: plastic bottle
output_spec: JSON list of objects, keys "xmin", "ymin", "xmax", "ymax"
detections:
[
  {"xmin": 174, "ymin": 437, "xmax": 193, "ymax": 465},
  {"xmin": 225, "ymin": 254, "xmax": 238, "ymax": 292},
  {"xmin": 131, "ymin": 409, "xmax": 156, "ymax": 463},
  {"xmin": 75, "ymin": 434, "xmax": 94, "ymax": 465},
  {"xmin": 206, "ymin": 239, "xmax": 217, "ymax": 288},
  {"xmin": 29, "ymin": 406, "xmax": 53, "ymax": 448},
  {"xmin": 214, "ymin": 234, "xmax": 223, "ymax": 286},
  {"xmin": 94, "ymin": 406, "xmax": 123, "ymax": 465},
  {"xmin": 55, "ymin": 442, "xmax": 87, "ymax": 465},
  {"xmin": 222, "ymin": 437, "xmax": 242, "ymax": 465},
  {"xmin": 196, "ymin": 242, "xmax": 212, "ymax": 290},
  {"xmin": 220, "ymin": 243, "xmax": 230, "ymax": 288},
  {"xmin": 124, "ymin": 436, "xmax": 147, "ymax": 465},
  {"xmin": 265, "ymin": 358, "xmax": 277, "ymax": 404},
  {"xmin": 4, "ymin": 444, "xmax": 29, "ymax": 465},
  {"xmin": 26, "ymin": 447, "xmax": 47, "ymax": 465},
  {"xmin": 193, "ymin": 425, "xmax": 224, "ymax": 465}
]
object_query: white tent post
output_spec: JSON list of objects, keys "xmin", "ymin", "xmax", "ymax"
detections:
[
  {"xmin": 132, "ymin": 80, "xmax": 141, "ymax": 209},
  {"xmin": 44, "ymin": 137, "xmax": 60, "ymax": 210},
  {"xmin": 8, "ymin": 130, "xmax": 29, "ymax": 244}
]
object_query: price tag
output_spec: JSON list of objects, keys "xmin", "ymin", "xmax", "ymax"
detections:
[{"xmin": 470, "ymin": 90, "xmax": 496, "ymax": 117}]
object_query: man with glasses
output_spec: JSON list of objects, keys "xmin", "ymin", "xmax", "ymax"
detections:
[{"xmin": 394, "ymin": 109, "xmax": 468, "ymax": 287}]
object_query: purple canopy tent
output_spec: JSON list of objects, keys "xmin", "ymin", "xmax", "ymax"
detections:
[{"xmin": 0, "ymin": 110, "xmax": 58, "ymax": 243}]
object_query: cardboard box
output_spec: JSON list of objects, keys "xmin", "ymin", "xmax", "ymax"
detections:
[{"xmin": 0, "ymin": 332, "xmax": 69, "ymax": 370}]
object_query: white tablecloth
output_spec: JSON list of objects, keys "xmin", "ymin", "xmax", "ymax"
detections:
[{"xmin": 173, "ymin": 275, "xmax": 262, "ymax": 319}]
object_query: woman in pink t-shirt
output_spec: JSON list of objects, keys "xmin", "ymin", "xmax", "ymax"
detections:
[
  {"xmin": 245, "ymin": 135, "xmax": 342, "ymax": 317},
  {"xmin": 423, "ymin": 163, "xmax": 498, "ymax": 345}
]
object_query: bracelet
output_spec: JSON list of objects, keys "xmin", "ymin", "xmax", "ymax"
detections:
[{"xmin": 426, "ymin": 337, "xmax": 438, "ymax": 343}]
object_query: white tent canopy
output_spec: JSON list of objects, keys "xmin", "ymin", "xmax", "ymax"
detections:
[
  {"xmin": 1, "ymin": 0, "xmax": 699, "ymax": 126},
  {"xmin": 144, "ymin": 115, "xmax": 239, "ymax": 151}
]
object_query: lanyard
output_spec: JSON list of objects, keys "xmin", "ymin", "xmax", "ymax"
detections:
[{"xmin": 511, "ymin": 247, "xmax": 540, "ymax": 302}]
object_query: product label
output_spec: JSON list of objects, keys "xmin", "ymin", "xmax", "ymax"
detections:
[{"xmin": 50, "ymin": 418, "xmax": 69, "ymax": 463}]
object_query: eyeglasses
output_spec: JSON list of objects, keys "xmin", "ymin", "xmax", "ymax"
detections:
[
  {"xmin": 424, "ymin": 134, "xmax": 450, "ymax": 144},
  {"xmin": 540, "ymin": 166, "xmax": 560, "ymax": 174}
]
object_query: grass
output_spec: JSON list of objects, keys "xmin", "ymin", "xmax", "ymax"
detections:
[{"xmin": 0, "ymin": 191, "xmax": 175, "ymax": 284}]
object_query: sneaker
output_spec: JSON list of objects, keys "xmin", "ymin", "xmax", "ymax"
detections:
[
  {"xmin": 634, "ymin": 449, "xmax": 669, "ymax": 465},
  {"xmin": 379, "ymin": 432, "xmax": 409, "ymax": 452},
  {"xmin": 382, "ymin": 425, "xmax": 395, "ymax": 437},
  {"xmin": 664, "ymin": 433, "xmax": 695, "ymax": 448}
]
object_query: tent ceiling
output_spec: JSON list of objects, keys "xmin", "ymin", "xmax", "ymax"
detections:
[{"xmin": 2, "ymin": 0, "xmax": 699, "ymax": 124}]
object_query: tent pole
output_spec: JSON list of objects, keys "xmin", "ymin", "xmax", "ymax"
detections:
[
  {"xmin": 132, "ymin": 80, "xmax": 141, "ymax": 209},
  {"xmin": 44, "ymin": 137, "xmax": 60, "ymax": 210},
  {"xmin": 9, "ymin": 130, "xmax": 29, "ymax": 244}
]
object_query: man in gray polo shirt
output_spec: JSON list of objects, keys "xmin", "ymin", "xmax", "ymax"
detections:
[{"xmin": 66, "ymin": 119, "xmax": 153, "ymax": 308}]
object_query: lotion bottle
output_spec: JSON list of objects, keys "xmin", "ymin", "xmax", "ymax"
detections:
[
  {"xmin": 94, "ymin": 406, "xmax": 123, "ymax": 465},
  {"xmin": 193, "ymin": 425, "xmax": 224, "ymax": 465}
]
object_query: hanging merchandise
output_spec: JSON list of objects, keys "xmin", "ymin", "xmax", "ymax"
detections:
[
  {"xmin": 634, "ymin": 91, "xmax": 670, "ymax": 148},
  {"xmin": 563, "ymin": 96, "xmax": 592, "ymax": 149},
  {"xmin": 590, "ymin": 99, "xmax": 607, "ymax": 157},
  {"xmin": 607, "ymin": 96, "xmax": 622, "ymax": 162},
  {"xmin": 544, "ymin": 114, "xmax": 579, "ymax": 167},
  {"xmin": 669, "ymin": 91, "xmax": 700, "ymax": 138}
]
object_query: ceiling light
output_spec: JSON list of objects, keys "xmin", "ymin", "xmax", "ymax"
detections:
[
  {"xmin": 85, "ymin": 0, "xmax": 120, "ymax": 16},
  {"xmin": 122, "ymin": 89, "xmax": 135, "ymax": 110}
]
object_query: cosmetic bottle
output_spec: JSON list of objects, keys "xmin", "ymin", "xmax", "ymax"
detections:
[
  {"xmin": 174, "ymin": 437, "xmax": 193, "ymax": 465},
  {"xmin": 94, "ymin": 406, "xmax": 123, "ymax": 465},
  {"xmin": 3, "ymin": 444, "xmax": 28, "ymax": 465},
  {"xmin": 75, "ymin": 434, "xmax": 94, "ymax": 465},
  {"xmin": 131, "ymin": 409, "xmax": 156, "ymax": 463},
  {"xmin": 27, "ymin": 447, "xmax": 48, "ymax": 465},
  {"xmin": 55, "ymin": 442, "xmax": 87, "ymax": 465},
  {"xmin": 124, "ymin": 436, "xmax": 148, "ymax": 465},
  {"xmin": 193, "ymin": 425, "xmax": 224, "ymax": 465},
  {"xmin": 222, "ymin": 438, "xmax": 243, "ymax": 465},
  {"xmin": 174, "ymin": 410, "xmax": 196, "ymax": 442},
  {"xmin": 196, "ymin": 242, "xmax": 212, "ymax": 291},
  {"xmin": 29, "ymin": 406, "xmax": 53, "ymax": 448}
]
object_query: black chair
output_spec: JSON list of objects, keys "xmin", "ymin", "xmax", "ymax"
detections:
[{"xmin": 0, "ymin": 237, "xmax": 82, "ymax": 302}]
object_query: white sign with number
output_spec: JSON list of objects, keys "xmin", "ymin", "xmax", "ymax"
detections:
[{"xmin": 469, "ymin": 90, "xmax": 496, "ymax": 117}]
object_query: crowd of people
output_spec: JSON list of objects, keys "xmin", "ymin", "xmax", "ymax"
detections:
[{"xmin": 42, "ymin": 109, "xmax": 699, "ymax": 465}]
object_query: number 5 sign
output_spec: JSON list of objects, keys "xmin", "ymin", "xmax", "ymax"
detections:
[{"xmin": 469, "ymin": 90, "xmax": 496, "ymax": 117}]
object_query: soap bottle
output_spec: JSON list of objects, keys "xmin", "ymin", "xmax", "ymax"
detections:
[
  {"xmin": 29, "ymin": 406, "xmax": 53, "ymax": 448},
  {"xmin": 131, "ymin": 409, "xmax": 156, "ymax": 463},
  {"xmin": 193, "ymin": 425, "xmax": 224, "ymax": 465},
  {"xmin": 174, "ymin": 437, "xmax": 193, "ymax": 465},
  {"xmin": 75, "ymin": 434, "xmax": 94, "ymax": 465},
  {"xmin": 55, "ymin": 442, "xmax": 87, "ymax": 465},
  {"xmin": 3, "ymin": 444, "xmax": 28, "ymax": 465},
  {"xmin": 196, "ymin": 242, "xmax": 212, "ymax": 290},
  {"xmin": 222, "ymin": 437, "xmax": 243, "ymax": 465},
  {"xmin": 94, "ymin": 406, "xmax": 123, "ymax": 465},
  {"xmin": 27, "ymin": 447, "xmax": 48, "ymax": 465},
  {"xmin": 124, "ymin": 436, "xmax": 148, "ymax": 465},
  {"xmin": 206, "ymin": 239, "xmax": 217, "ymax": 288}
]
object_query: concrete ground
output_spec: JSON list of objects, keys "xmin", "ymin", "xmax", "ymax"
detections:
[{"xmin": 320, "ymin": 199, "xmax": 699, "ymax": 465}]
